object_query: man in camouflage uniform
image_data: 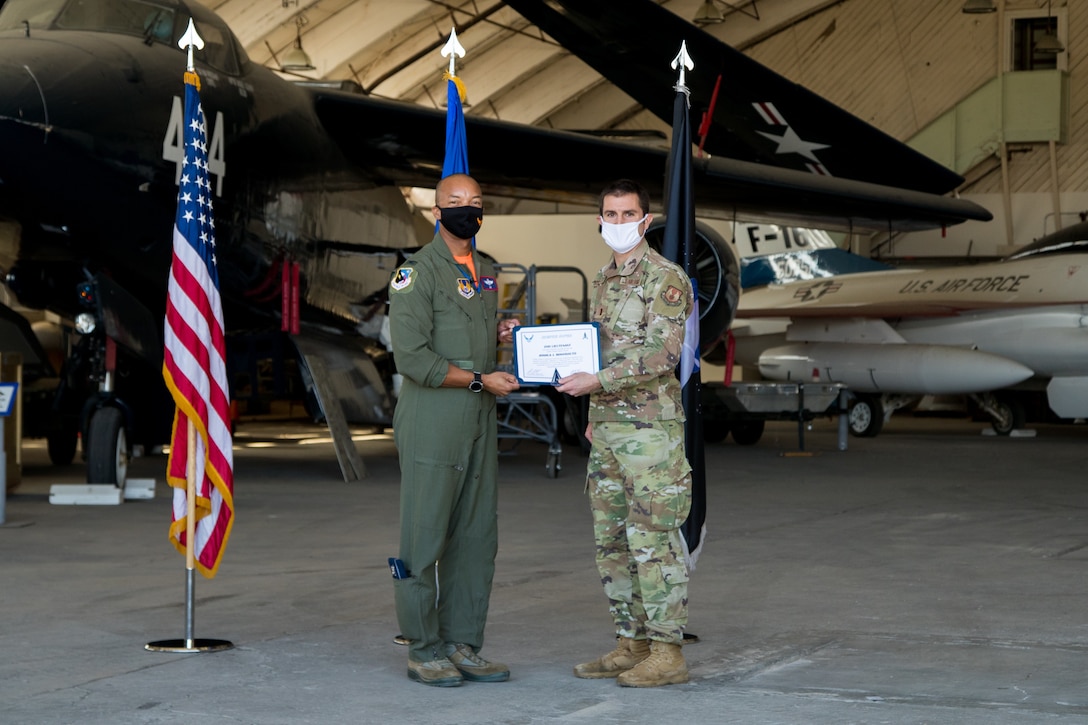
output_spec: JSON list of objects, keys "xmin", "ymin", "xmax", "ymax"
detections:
[
  {"xmin": 557, "ymin": 179, "xmax": 693, "ymax": 688},
  {"xmin": 388, "ymin": 174, "xmax": 520, "ymax": 687}
]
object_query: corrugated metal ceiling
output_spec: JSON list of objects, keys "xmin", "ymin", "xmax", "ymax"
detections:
[{"xmin": 198, "ymin": 1, "xmax": 834, "ymax": 141}]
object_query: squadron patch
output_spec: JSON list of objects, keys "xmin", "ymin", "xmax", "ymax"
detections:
[
  {"xmin": 457, "ymin": 278, "xmax": 475, "ymax": 299},
  {"xmin": 662, "ymin": 285, "xmax": 684, "ymax": 306},
  {"xmin": 480, "ymin": 276, "xmax": 498, "ymax": 292},
  {"xmin": 391, "ymin": 267, "xmax": 414, "ymax": 291}
]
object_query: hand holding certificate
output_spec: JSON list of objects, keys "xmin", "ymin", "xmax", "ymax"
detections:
[{"xmin": 513, "ymin": 322, "xmax": 601, "ymax": 385}]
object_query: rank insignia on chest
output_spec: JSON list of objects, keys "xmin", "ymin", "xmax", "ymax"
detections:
[
  {"xmin": 480, "ymin": 276, "xmax": 497, "ymax": 292},
  {"xmin": 662, "ymin": 285, "xmax": 684, "ymax": 306},
  {"xmin": 391, "ymin": 267, "xmax": 414, "ymax": 291},
  {"xmin": 457, "ymin": 278, "xmax": 475, "ymax": 299}
]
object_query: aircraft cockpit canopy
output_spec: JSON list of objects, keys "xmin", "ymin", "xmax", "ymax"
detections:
[
  {"xmin": 1006, "ymin": 221, "xmax": 1088, "ymax": 261},
  {"xmin": 0, "ymin": 0, "xmax": 247, "ymax": 76}
]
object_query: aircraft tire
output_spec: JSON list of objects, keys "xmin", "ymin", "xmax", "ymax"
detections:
[
  {"xmin": 730, "ymin": 419, "xmax": 764, "ymax": 445},
  {"xmin": 989, "ymin": 396, "xmax": 1026, "ymax": 435},
  {"xmin": 47, "ymin": 426, "xmax": 78, "ymax": 466},
  {"xmin": 848, "ymin": 395, "xmax": 884, "ymax": 438},
  {"xmin": 87, "ymin": 407, "xmax": 129, "ymax": 487}
]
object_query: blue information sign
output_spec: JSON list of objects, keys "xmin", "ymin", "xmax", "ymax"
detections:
[{"xmin": 0, "ymin": 383, "xmax": 18, "ymax": 417}]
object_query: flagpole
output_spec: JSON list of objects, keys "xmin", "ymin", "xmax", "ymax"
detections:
[
  {"xmin": 185, "ymin": 419, "xmax": 197, "ymax": 648},
  {"xmin": 663, "ymin": 41, "xmax": 706, "ymax": 646},
  {"xmin": 145, "ymin": 417, "xmax": 232, "ymax": 652},
  {"xmin": 146, "ymin": 18, "xmax": 233, "ymax": 654}
]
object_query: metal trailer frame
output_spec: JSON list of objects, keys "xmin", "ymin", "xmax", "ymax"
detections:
[{"xmin": 701, "ymin": 381, "xmax": 851, "ymax": 452}]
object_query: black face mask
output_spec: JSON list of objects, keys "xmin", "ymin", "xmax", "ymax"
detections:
[{"xmin": 438, "ymin": 205, "xmax": 483, "ymax": 239}]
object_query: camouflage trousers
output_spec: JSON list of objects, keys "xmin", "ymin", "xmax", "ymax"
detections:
[{"xmin": 586, "ymin": 420, "xmax": 692, "ymax": 644}]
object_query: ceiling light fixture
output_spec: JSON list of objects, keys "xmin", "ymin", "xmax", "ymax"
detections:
[
  {"xmin": 693, "ymin": 0, "xmax": 724, "ymax": 25},
  {"xmin": 961, "ymin": 0, "xmax": 996, "ymax": 14},
  {"xmin": 693, "ymin": 0, "xmax": 760, "ymax": 27},
  {"xmin": 281, "ymin": 15, "xmax": 315, "ymax": 72},
  {"xmin": 1036, "ymin": 0, "xmax": 1064, "ymax": 54}
]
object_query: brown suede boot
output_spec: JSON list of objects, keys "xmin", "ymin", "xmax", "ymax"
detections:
[
  {"xmin": 573, "ymin": 637, "xmax": 650, "ymax": 679},
  {"xmin": 616, "ymin": 640, "xmax": 688, "ymax": 687}
]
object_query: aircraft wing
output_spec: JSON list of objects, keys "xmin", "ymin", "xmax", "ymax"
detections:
[
  {"xmin": 311, "ymin": 90, "xmax": 991, "ymax": 233},
  {"xmin": 504, "ymin": 0, "xmax": 964, "ymax": 195}
]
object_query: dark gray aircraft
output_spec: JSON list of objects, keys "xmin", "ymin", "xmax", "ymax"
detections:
[{"xmin": 0, "ymin": 0, "xmax": 989, "ymax": 483}]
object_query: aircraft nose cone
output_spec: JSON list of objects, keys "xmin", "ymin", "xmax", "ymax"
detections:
[{"xmin": 959, "ymin": 351, "xmax": 1034, "ymax": 391}]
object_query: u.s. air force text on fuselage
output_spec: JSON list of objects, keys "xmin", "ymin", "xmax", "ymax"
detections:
[{"xmin": 897, "ymin": 275, "xmax": 1030, "ymax": 295}]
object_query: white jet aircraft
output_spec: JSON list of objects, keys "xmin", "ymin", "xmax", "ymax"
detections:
[{"xmin": 729, "ymin": 221, "xmax": 1088, "ymax": 436}]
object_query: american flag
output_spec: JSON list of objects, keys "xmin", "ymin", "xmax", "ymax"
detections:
[{"xmin": 163, "ymin": 70, "xmax": 234, "ymax": 578}]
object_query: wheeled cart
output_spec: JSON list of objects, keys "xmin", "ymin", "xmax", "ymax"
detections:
[
  {"xmin": 493, "ymin": 263, "xmax": 589, "ymax": 477},
  {"xmin": 497, "ymin": 391, "xmax": 563, "ymax": 478}
]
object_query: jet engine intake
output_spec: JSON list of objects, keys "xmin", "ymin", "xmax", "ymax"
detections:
[{"xmin": 644, "ymin": 218, "xmax": 740, "ymax": 355}]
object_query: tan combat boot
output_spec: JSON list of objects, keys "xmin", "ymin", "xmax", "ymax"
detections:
[
  {"xmin": 616, "ymin": 640, "xmax": 688, "ymax": 687},
  {"xmin": 573, "ymin": 637, "xmax": 650, "ymax": 679}
]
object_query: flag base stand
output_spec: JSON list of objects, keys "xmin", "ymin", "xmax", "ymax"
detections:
[
  {"xmin": 145, "ymin": 638, "xmax": 233, "ymax": 653},
  {"xmin": 145, "ymin": 565, "xmax": 233, "ymax": 654}
]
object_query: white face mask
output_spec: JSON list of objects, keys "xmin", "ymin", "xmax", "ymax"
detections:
[{"xmin": 600, "ymin": 215, "xmax": 647, "ymax": 254}]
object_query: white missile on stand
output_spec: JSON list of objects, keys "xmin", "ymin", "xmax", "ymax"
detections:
[{"xmin": 758, "ymin": 342, "xmax": 1034, "ymax": 395}]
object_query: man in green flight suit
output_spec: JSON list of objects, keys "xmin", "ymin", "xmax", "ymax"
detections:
[
  {"xmin": 388, "ymin": 173, "xmax": 520, "ymax": 687},
  {"xmin": 557, "ymin": 178, "xmax": 694, "ymax": 688}
]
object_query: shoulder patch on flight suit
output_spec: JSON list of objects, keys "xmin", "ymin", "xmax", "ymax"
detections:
[
  {"xmin": 650, "ymin": 268, "xmax": 690, "ymax": 317},
  {"xmin": 661, "ymin": 285, "xmax": 684, "ymax": 307},
  {"xmin": 390, "ymin": 267, "xmax": 415, "ymax": 292}
]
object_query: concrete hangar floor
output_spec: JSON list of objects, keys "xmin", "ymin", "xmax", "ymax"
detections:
[{"xmin": 1, "ymin": 414, "xmax": 1086, "ymax": 724}]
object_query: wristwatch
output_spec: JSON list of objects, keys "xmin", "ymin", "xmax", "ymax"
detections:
[{"xmin": 468, "ymin": 371, "xmax": 484, "ymax": 393}]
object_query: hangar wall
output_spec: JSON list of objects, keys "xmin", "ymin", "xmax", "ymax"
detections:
[
  {"xmin": 738, "ymin": 0, "xmax": 1082, "ymax": 257},
  {"xmin": 482, "ymin": 1, "xmax": 1082, "ymax": 269}
]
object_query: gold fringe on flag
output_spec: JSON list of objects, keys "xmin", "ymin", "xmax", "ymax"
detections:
[
  {"xmin": 442, "ymin": 71, "xmax": 467, "ymax": 104},
  {"xmin": 184, "ymin": 70, "xmax": 201, "ymax": 91}
]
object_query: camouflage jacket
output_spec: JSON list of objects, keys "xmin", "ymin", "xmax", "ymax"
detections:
[{"xmin": 589, "ymin": 240, "xmax": 693, "ymax": 423}]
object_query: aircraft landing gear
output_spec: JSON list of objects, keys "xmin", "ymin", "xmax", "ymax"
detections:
[
  {"xmin": 848, "ymin": 394, "xmax": 884, "ymax": 437},
  {"xmin": 848, "ymin": 393, "xmax": 918, "ymax": 438},
  {"xmin": 86, "ymin": 406, "xmax": 129, "ymax": 485},
  {"xmin": 971, "ymin": 392, "xmax": 1026, "ymax": 435}
]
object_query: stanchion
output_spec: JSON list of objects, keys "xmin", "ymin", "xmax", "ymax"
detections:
[
  {"xmin": 838, "ymin": 389, "xmax": 850, "ymax": 451},
  {"xmin": 782, "ymin": 383, "xmax": 819, "ymax": 457},
  {"xmin": 145, "ymin": 419, "xmax": 232, "ymax": 653},
  {"xmin": 0, "ymin": 415, "xmax": 7, "ymax": 526},
  {"xmin": 797, "ymin": 384, "xmax": 805, "ymax": 452}
]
